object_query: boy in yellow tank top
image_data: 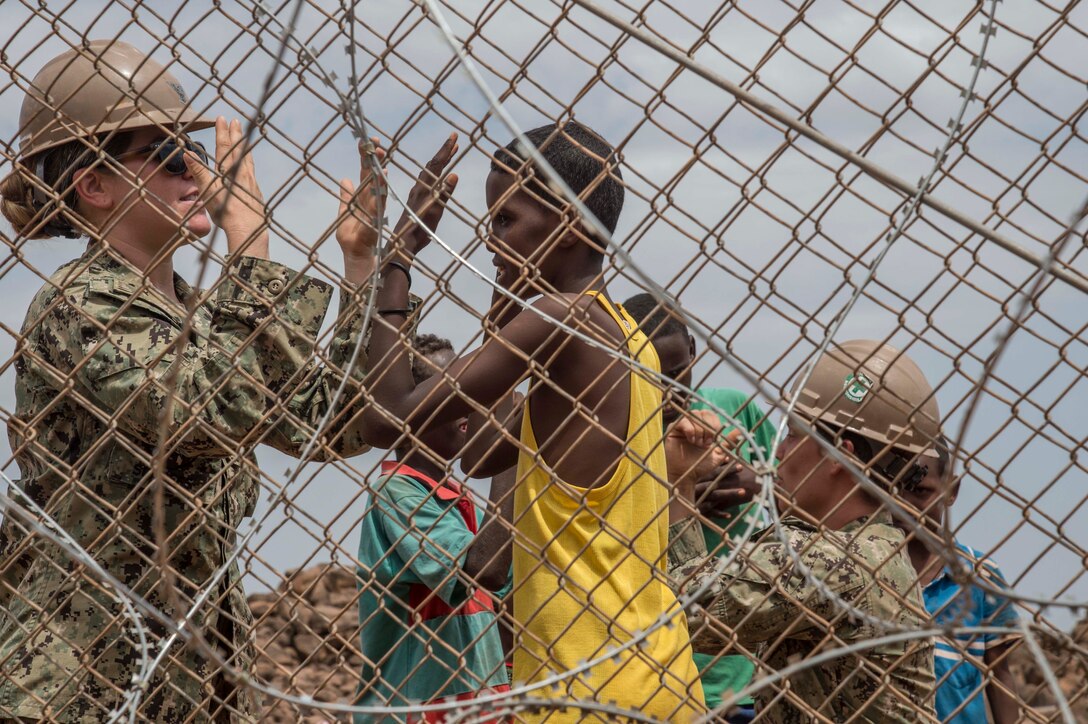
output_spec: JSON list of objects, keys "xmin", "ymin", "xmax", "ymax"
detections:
[{"xmin": 360, "ymin": 123, "xmax": 704, "ymax": 721}]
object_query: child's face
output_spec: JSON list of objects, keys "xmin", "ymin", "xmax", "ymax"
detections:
[
  {"xmin": 485, "ymin": 170, "xmax": 563, "ymax": 297},
  {"xmin": 652, "ymin": 331, "xmax": 696, "ymax": 423},
  {"xmin": 414, "ymin": 349, "xmax": 469, "ymax": 460}
]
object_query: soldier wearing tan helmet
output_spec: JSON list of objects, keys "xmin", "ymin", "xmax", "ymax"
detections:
[
  {"xmin": 667, "ymin": 340, "xmax": 940, "ymax": 723},
  {"xmin": 0, "ymin": 41, "xmax": 389, "ymax": 721}
]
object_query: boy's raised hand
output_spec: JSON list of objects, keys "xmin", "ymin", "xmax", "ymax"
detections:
[
  {"xmin": 666, "ymin": 416, "xmax": 736, "ymax": 484},
  {"xmin": 391, "ymin": 132, "xmax": 459, "ymax": 258},
  {"xmin": 336, "ymin": 137, "xmax": 387, "ymax": 264}
]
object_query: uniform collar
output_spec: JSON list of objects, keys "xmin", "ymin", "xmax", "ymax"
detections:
[
  {"xmin": 81, "ymin": 241, "xmax": 196, "ymax": 318},
  {"xmin": 770, "ymin": 508, "xmax": 897, "ymax": 539},
  {"xmin": 381, "ymin": 461, "xmax": 464, "ymax": 501},
  {"xmin": 840, "ymin": 507, "xmax": 895, "ymax": 532}
]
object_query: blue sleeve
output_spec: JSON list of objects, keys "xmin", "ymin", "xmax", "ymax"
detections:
[
  {"xmin": 373, "ymin": 477, "xmax": 475, "ymax": 607},
  {"xmin": 978, "ymin": 560, "xmax": 1020, "ymax": 646}
]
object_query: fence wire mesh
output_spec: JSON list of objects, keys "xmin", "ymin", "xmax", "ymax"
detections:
[{"xmin": 0, "ymin": 0, "xmax": 1086, "ymax": 722}]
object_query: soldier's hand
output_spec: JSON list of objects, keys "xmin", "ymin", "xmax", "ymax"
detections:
[
  {"xmin": 694, "ymin": 462, "xmax": 760, "ymax": 518},
  {"xmin": 391, "ymin": 132, "xmax": 459, "ymax": 259},
  {"xmin": 337, "ymin": 137, "xmax": 387, "ymax": 262},
  {"xmin": 186, "ymin": 116, "xmax": 270, "ymax": 258}
]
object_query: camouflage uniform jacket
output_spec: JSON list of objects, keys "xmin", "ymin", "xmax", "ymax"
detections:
[
  {"xmin": 668, "ymin": 510, "xmax": 936, "ymax": 723},
  {"xmin": 0, "ymin": 243, "xmax": 397, "ymax": 722}
]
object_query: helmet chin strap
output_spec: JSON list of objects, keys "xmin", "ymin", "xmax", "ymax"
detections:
[
  {"xmin": 29, "ymin": 157, "xmax": 82, "ymax": 239},
  {"xmin": 31, "ymin": 156, "xmax": 50, "ymax": 205}
]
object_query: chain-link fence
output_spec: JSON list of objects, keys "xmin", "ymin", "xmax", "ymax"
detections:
[{"xmin": 0, "ymin": 0, "xmax": 1086, "ymax": 722}]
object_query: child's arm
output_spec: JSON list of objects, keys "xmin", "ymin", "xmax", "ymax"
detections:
[
  {"xmin": 458, "ymin": 278, "xmax": 529, "ymax": 477},
  {"xmin": 462, "ymin": 466, "xmax": 518, "ymax": 591},
  {"xmin": 364, "ymin": 292, "xmax": 551, "ymax": 449},
  {"xmin": 985, "ymin": 641, "xmax": 1020, "ymax": 723},
  {"xmin": 461, "ymin": 391, "xmax": 523, "ymax": 478}
]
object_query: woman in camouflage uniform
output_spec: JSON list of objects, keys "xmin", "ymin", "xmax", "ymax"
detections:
[{"xmin": 0, "ymin": 41, "xmax": 386, "ymax": 722}]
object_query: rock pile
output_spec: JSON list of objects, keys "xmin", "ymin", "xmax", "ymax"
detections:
[
  {"xmin": 1007, "ymin": 619, "xmax": 1088, "ymax": 719},
  {"xmin": 250, "ymin": 564, "xmax": 363, "ymax": 723}
]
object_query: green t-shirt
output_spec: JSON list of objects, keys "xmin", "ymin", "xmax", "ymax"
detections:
[{"xmin": 687, "ymin": 387, "xmax": 778, "ymax": 709}]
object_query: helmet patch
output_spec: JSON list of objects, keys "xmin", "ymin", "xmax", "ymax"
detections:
[
  {"xmin": 168, "ymin": 81, "xmax": 187, "ymax": 103},
  {"xmin": 843, "ymin": 372, "xmax": 873, "ymax": 403}
]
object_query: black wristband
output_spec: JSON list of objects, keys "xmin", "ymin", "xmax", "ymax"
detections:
[
  {"xmin": 377, "ymin": 308, "xmax": 412, "ymax": 317},
  {"xmin": 383, "ymin": 258, "xmax": 412, "ymax": 289}
]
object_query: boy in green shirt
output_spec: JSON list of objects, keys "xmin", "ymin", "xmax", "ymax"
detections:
[{"xmin": 355, "ymin": 334, "xmax": 515, "ymax": 722}]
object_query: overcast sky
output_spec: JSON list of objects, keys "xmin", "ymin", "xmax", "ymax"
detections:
[{"xmin": 1, "ymin": 0, "xmax": 1086, "ymax": 629}]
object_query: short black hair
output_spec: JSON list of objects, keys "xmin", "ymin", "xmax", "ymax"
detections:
[
  {"xmin": 491, "ymin": 121, "xmax": 624, "ymax": 251},
  {"xmin": 410, "ymin": 333, "xmax": 454, "ymax": 385},
  {"xmin": 622, "ymin": 292, "xmax": 689, "ymax": 341}
]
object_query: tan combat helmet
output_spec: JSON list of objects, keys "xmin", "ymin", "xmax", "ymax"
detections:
[
  {"xmin": 790, "ymin": 339, "xmax": 941, "ymax": 485},
  {"xmin": 18, "ymin": 39, "xmax": 213, "ymax": 161}
]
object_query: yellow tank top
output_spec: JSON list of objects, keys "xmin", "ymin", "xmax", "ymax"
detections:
[{"xmin": 512, "ymin": 292, "xmax": 704, "ymax": 722}]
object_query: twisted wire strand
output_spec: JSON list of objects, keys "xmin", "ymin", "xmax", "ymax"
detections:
[
  {"xmin": 10, "ymin": 4, "xmax": 794, "ymax": 718},
  {"xmin": 6, "ymin": 471, "xmax": 1074, "ymax": 723},
  {"xmin": 418, "ymin": 0, "xmax": 1058, "ymax": 651},
  {"xmin": 569, "ymin": 0, "xmax": 1088, "ymax": 295},
  {"xmin": 760, "ymin": 0, "xmax": 1000, "ymax": 633},
  {"xmin": 0, "ymin": 472, "xmax": 154, "ymax": 724},
  {"xmin": 136, "ymin": 0, "xmax": 315, "ymax": 710},
  {"xmin": 0, "ymin": 11, "xmax": 316, "ymax": 719},
  {"xmin": 130, "ymin": 0, "xmax": 1077, "ymax": 715},
  {"xmin": 948, "ymin": 193, "xmax": 1088, "ymax": 551},
  {"xmin": 412, "ymin": 5, "xmax": 1082, "ymax": 718},
  {"xmin": 149, "ymin": 0, "xmax": 1066, "ymax": 709}
]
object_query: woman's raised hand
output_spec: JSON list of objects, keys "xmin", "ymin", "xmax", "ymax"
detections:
[
  {"xmin": 337, "ymin": 138, "xmax": 387, "ymax": 284},
  {"xmin": 184, "ymin": 116, "xmax": 269, "ymax": 259}
]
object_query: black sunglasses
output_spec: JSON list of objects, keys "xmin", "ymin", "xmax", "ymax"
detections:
[{"xmin": 114, "ymin": 138, "xmax": 209, "ymax": 175}]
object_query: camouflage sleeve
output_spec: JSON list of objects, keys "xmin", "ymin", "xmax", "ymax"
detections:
[
  {"xmin": 669, "ymin": 520, "xmax": 864, "ymax": 651},
  {"xmin": 214, "ymin": 257, "xmax": 334, "ymax": 392},
  {"xmin": 50, "ymin": 257, "xmax": 331, "ymax": 459},
  {"xmin": 262, "ymin": 283, "xmax": 423, "ymax": 459},
  {"xmin": 325, "ymin": 282, "xmax": 423, "ymax": 373},
  {"xmin": 667, "ymin": 518, "xmax": 711, "ymax": 579},
  {"xmin": 0, "ymin": 489, "xmax": 34, "ymax": 612}
]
